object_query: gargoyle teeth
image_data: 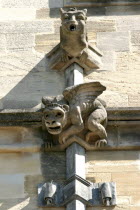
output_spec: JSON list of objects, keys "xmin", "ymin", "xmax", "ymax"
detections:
[{"xmin": 48, "ymin": 126, "xmax": 61, "ymax": 130}]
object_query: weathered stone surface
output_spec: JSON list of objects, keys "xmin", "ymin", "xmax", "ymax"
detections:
[
  {"xmin": 116, "ymin": 16, "xmax": 140, "ymax": 31},
  {"xmin": 106, "ymin": 5, "xmax": 140, "ymax": 16},
  {"xmin": 66, "ymin": 143, "xmax": 85, "ymax": 179},
  {"xmin": 0, "ymin": 174, "xmax": 25, "ymax": 199},
  {"xmin": 5, "ymin": 33, "xmax": 35, "ymax": 51},
  {"xmin": 86, "ymin": 172, "xmax": 111, "ymax": 183},
  {"xmin": 97, "ymin": 32, "xmax": 130, "ymax": 52},
  {"xmin": 101, "ymin": 51, "xmax": 116, "ymax": 71},
  {"xmin": 67, "ymin": 200, "xmax": 85, "ymax": 210},
  {"xmin": 0, "ymin": 51, "xmax": 65, "ymax": 109},
  {"xmin": 86, "ymin": 151, "xmax": 140, "ymax": 173},
  {"xmin": 87, "ymin": 20, "xmax": 116, "ymax": 32},
  {"xmin": 131, "ymin": 31, "xmax": 140, "ymax": 51},
  {"xmin": 0, "ymin": 8, "xmax": 36, "ymax": 20},
  {"xmin": 0, "ymin": 20, "xmax": 54, "ymax": 34},
  {"xmin": 1, "ymin": 0, "xmax": 63, "ymax": 8},
  {"xmin": 64, "ymin": 0, "xmax": 140, "ymax": 7}
]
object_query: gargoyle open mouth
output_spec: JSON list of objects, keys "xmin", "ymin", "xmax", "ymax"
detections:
[
  {"xmin": 48, "ymin": 126, "xmax": 62, "ymax": 134},
  {"xmin": 70, "ymin": 24, "xmax": 76, "ymax": 31}
]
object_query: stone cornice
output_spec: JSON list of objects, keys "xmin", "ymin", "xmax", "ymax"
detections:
[
  {"xmin": 0, "ymin": 107, "xmax": 139, "ymax": 125},
  {"xmin": 64, "ymin": 0, "xmax": 140, "ymax": 7}
]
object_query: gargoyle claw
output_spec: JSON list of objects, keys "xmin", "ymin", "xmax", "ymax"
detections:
[{"xmin": 95, "ymin": 139, "xmax": 107, "ymax": 148}]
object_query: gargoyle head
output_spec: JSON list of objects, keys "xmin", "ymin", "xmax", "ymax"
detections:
[
  {"xmin": 42, "ymin": 96, "xmax": 69, "ymax": 135},
  {"xmin": 60, "ymin": 7, "xmax": 87, "ymax": 33}
]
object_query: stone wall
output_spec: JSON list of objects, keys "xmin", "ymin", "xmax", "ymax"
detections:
[
  {"xmin": 0, "ymin": 2, "xmax": 140, "ymax": 108},
  {"xmin": 0, "ymin": 150, "xmax": 140, "ymax": 209},
  {"xmin": 0, "ymin": 1, "xmax": 140, "ymax": 210}
]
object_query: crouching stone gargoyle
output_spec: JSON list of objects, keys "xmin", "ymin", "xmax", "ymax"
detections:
[{"xmin": 42, "ymin": 82, "xmax": 107, "ymax": 148}]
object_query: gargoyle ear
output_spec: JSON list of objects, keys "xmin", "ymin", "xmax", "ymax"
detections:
[
  {"xmin": 83, "ymin": 9, "xmax": 87, "ymax": 15},
  {"xmin": 42, "ymin": 96, "xmax": 52, "ymax": 106},
  {"xmin": 60, "ymin": 8, "xmax": 65, "ymax": 14},
  {"xmin": 63, "ymin": 104, "xmax": 69, "ymax": 112}
]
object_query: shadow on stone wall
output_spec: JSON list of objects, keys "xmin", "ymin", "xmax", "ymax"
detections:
[
  {"xmin": 0, "ymin": 54, "xmax": 65, "ymax": 109},
  {"xmin": 48, "ymin": 3, "xmax": 140, "ymax": 18}
]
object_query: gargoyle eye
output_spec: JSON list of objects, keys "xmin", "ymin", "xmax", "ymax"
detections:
[
  {"xmin": 64, "ymin": 15, "xmax": 69, "ymax": 20},
  {"xmin": 45, "ymin": 114, "xmax": 49, "ymax": 118},
  {"xmin": 77, "ymin": 15, "xmax": 84, "ymax": 20},
  {"xmin": 56, "ymin": 112, "xmax": 63, "ymax": 117}
]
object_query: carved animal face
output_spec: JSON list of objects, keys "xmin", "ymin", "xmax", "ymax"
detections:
[
  {"xmin": 60, "ymin": 8, "xmax": 87, "ymax": 33},
  {"xmin": 43, "ymin": 105, "xmax": 69, "ymax": 135}
]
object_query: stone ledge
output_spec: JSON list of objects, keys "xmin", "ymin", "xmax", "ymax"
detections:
[
  {"xmin": 64, "ymin": 0, "xmax": 140, "ymax": 7},
  {"xmin": 0, "ymin": 107, "xmax": 139, "ymax": 125}
]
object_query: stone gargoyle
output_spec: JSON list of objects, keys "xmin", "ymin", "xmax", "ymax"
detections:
[
  {"xmin": 42, "ymin": 82, "xmax": 107, "ymax": 148},
  {"xmin": 47, "ymin": 8, "xmax": 102, "ymax": 71}
]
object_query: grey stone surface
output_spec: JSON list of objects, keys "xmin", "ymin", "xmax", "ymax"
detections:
[
  {"xmin": 65, "ymin": 63, "xmax": 84, "ymax": 87},
  {"xmin": 0, "ymin": 51, "xmax": 65, "ymax": 109},
  {"xmin": 106, "ymin": 5, "xmax": 140, "ymax": 16},
  {"xmin": 64, "ymin": 0, "xmax": 140, "ymax": 7},
  {"xmin": 66, "ymin": 200, "xmax": 85, "ymax": 210},
  {"xmin": 0, "ymin": 174, "xmax": 25, "ymax": 199},
  {"xmin": 97, "ymin": 32, "xmax": 130, "ymax": 52},
  {"xmin": 0, "ymin": 20, "xmax": 54, "ymax": 34},
  {"xmin": 66, "ymin": 143, "xmax": 85, "ymax": 179}
]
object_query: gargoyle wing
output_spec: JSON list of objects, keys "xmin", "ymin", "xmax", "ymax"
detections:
[{"xmin": 63, "ymin": 81, "xmax": 106, "ymax": 104}]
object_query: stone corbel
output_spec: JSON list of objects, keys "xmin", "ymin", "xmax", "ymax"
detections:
[{"xmin": 38, "ymin": 174, "xmax": 116, "ymax": 208}]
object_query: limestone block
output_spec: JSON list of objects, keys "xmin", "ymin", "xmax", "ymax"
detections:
[
  {"xmin": 117, "ymin": 16, "xmax": 140, "ymax": 31},
  {"xmin": 86, "ymin": 151, "xmax": 140, "ymax": 173},
  {"xmin": 106, "ymin": 5, "xmax": 140, "ymax": 16},
  {"xmin": 87, "ymin": 205, "xmax": 130, "ymax": 210},
  {"xmin": 131, "ymin": 195, "xmax": 140, "ymax": 205},
  {"xmin": 35, "ymin": 33, "xmax": 60, "ymax": 53},
  {"xmin": 5, "ymin": 33, "xmax": 35, "ymax": 51},
  {"xmin": 0, "ymin": 153, "xmax": 41, "ymax": 175},
  {"xmin": 100, "ymin": 51, "xmax": 116, "ymax": 71},
  {"xmin": 117, "ymin": 196, "xmax": 131, "ymax": 205},
  {"xmin": 0, "ymin": 174, "xmax": 25, "ymax": 199},
  {"xmin": 0, "ymin": 196, "xmax": 64, "ymax": 210},
  {"xmin": 87, "ymin": 20, "xmax": 116, "ymax": 32},
  {"xmin": 0, "ymin": 20, "xmax": 54, "ymax": 34},
  {"xmin": 0, "ymin": 8, "xmax": 36, "ymax": 20},
  {"xmin": 97, "ymin": 32, "xmax": 129, "ymax": 52},
  {"xmin": 1, "ymin": 0, "xmax": 63, "ymax": 8},
  {"xmin": 112, "ymin": 172, "xmax": 140, "ymax": 196},
  {"xmin": 129, "ymin": 94, "xmax": 140, "ymax": 108},
  {"xmin": 131, "ymin": 31, "xmax": 140, "ymax": 51},
  {"xmin": 99, "ymin": 91, "xmax": 129, "ymax": 107},
  {"xmin": 86, "ymin": 172, "xmax": 111, "ymax": 183},
  {"xmin": 0, "ymin": 34, "xmax": 6, "ymax": 51},
  {"xmin": 0, "ymin": 51, "xmax": 65, "ymax": 109}
]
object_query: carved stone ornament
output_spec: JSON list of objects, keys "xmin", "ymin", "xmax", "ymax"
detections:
[
  {"xmin": 47, "ymin": 8, "xmax": 102, "ymax": 71},
  {"xmin": 42, "ymin": 81, "xmax": 107, "ymax": 149}
]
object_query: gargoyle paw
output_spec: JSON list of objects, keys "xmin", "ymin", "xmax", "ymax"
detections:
[
  {"xmin": 45, "ymin": 142, "xmax": 53, "ymax": 148},
  {"xmin": 59, "ymin": 135, "xmax": 67, "ymax": 145},
  {"xmin": 95, "ymin": 139, "xmax": 107, "ymax": 148}
]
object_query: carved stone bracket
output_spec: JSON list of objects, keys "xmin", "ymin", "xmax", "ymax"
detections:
[
  {"xmin": 47, "ymin": 8, "xmax": 102, "ymax": 72},
  {"xmin": 38, "ymin": 143, "xmax": 117, "ymax": 209}
]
